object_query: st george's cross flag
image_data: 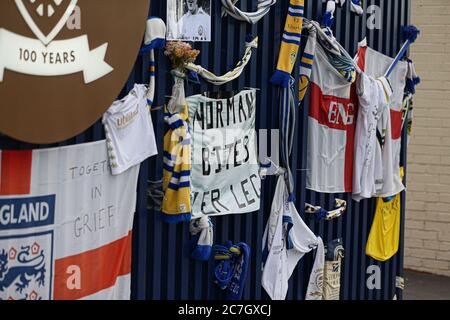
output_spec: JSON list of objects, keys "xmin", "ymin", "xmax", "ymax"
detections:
[{"xmin": 0, "ymin": 140, "xmax": 139, "ymax": 300}]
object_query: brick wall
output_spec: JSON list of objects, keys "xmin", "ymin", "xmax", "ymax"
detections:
[{"xmin": 406, "ymin": 0, "xmax": 450, "ymax": 277}]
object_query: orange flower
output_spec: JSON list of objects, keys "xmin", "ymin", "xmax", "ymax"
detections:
[{"xmin": 165, "ymin": 41, "xmax": 200, "ymax": 70}]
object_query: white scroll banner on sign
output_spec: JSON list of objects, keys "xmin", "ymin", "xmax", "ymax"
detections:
[{"xmin": 0, "ymin": 28, "xmax": 113, "ymax": 83}]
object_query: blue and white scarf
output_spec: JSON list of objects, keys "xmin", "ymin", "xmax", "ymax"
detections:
[
  {"xmin": 214, "ymin": 241, "xmax": 250, "ymax": 300},
  {"xmin": 139, "ymin": 17, "xmax": 166, "ymax": 108},
  {"xmin": 186, "ymin": 36, "xmax": 258, "ymax": 85},
  {"xmin": 221, "ymin": 0, "xmax": 277, "ymax": 24}
]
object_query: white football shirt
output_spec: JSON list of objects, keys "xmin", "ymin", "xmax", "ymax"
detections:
[
  {"xmin": 103, "ymin": 84, "xmax": 158, "ymax": 175},
  {"xmin": 353, "ymin": 72, "xmax": 393, "ymax": 201},
  {"xmin": 356, "ymin": 44, "xmax": 407, "ymax": 198}
]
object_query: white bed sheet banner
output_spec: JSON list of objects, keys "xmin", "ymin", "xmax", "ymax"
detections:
[
  {"xmin": 188, "ymin": 89, "xmax": 261, "ymax": 219},
  {"xmin": 0, "ymin": 140, "xmax": 139, "ymax": 300}
]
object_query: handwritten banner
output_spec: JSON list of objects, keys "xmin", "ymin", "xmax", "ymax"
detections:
[
  {"xmin": 0, "ymin": 141, "xmax": 139, "ymax": 300},
  {"xmin": 188, "ymin": 89, "xmax": 261, "ymax": 219}
]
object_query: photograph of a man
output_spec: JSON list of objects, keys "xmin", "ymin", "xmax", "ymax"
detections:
[{"xmin": 167, "ymin": 0, "xmax": 211, "ymax": 42}]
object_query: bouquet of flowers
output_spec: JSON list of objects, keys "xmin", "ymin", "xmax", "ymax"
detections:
[
  {"xmin": 164, "ymin": 41, "xmax": 200, "ymax": 114},
  {"xmin": 164, "ymin": 41, "xmax": 200, "ymax": 71}
]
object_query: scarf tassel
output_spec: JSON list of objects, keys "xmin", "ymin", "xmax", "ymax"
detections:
[
  {"xmin": 189, "ymin": 216, "xmax": 214, "ymax": 261},
  {"xmin": 287, "ymin": 193, "xmax": 296, "ymax": 203},
  {"xmin": 140, "ymin": 38, "xmax": 166, "ymax": 55},
  {"xmin": 321, "ymin": 11, "xmax": 334, "ymax": 28},
  {"xmin": 190, "ymin": 236, "xmax": 213, "ymax": 261},
  {"xmin": 161, "ymin": 213, "xmax": 192, "ymax": 223},
  {"xmin": 270, "ymin": 70, "xmax": 293, "ymax": 88}
]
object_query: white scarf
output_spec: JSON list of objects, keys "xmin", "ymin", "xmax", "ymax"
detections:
[
  {"xmin": 221, "ymin": 0, "xmax": 277, "ymax": 24},
  {"xmin": 322, "ymin": 1, "xmax": 364, "ymax": 27},
  {"xmin": 190, "ymin": 216, "xmax": 214, "ymax": 261},
  {"xmin": 186, "ymin": 37, "xmax": 258, "ymax": 86}
]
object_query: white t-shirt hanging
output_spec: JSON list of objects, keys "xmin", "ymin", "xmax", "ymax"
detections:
[
  {"xmin": 103, "ymin": 84, "xmax": 158, "ymax": 175},
  {"xmin": 356, "ymin": 43, "xmax": 407, "ymax": 198},
  {"xmin": 353, "ymin": 73, "xmax": 393, "ymax": 202},
  {"xmin": 359, "ymin": 44, "xmax": 407, "ymax": 112}
]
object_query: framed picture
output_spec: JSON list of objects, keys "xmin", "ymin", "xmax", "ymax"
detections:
[{"xmin": 167, "ymin": 0, "xmax": 211, "ymax": 42}]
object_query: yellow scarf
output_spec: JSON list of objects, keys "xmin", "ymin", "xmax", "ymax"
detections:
[
  {"xmin": 161, "ymin": 105, "xmax": 192, "ymax": 222},
  {"xmin": 271, "ymin": 0, "xmax": 305, "ymax": 88}
]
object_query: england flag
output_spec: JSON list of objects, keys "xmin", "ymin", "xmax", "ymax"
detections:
[{"xmin": 0, "ymin": 141, "xmax": 139, "ymax": 300}]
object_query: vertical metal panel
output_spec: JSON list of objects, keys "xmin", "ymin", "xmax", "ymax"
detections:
[{"xmin": 0, "ymin": 0, "xmax": 411, "ymax": 300}]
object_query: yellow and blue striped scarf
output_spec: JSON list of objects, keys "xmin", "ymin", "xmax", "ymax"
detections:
[
  {"xmin": 161, "ymin": 106, "xmax": 192, "ymax": 223},
  {"xmin": 271, "ymin": 0, "xmax": 305, "ymax": 88}
]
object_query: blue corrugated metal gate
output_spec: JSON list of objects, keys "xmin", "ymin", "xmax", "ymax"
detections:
[{"xmin": 0, "ymin": 0, "xmax": 411, "ymax": 300}]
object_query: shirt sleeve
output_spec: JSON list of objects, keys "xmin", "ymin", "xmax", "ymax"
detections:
[{"xmin": 356, "ymin": 73, "xmax": 373, "ymax": 110}]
